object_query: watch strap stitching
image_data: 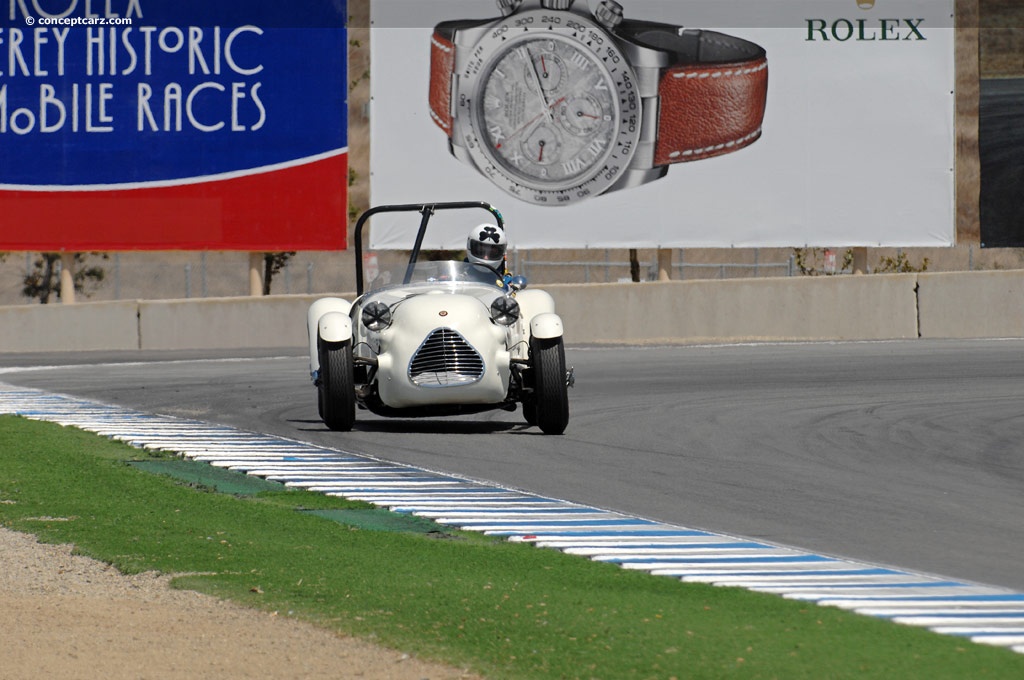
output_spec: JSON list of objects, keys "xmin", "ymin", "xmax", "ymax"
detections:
[
  {"xmin": 668, "ymin": 127, "xmax": 762, "ymax": 160},
  {"xmin": 672, "ymin": 60, "xmax": 768, "ymax": 81},
  {"xmin": 431, "ymin": 34, "xmax": 453, "ymax": 52}
]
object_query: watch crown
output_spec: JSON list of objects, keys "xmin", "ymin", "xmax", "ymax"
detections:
[
  {"xmin": 496, "ymin": 0, "xmax": 523, "ymax": 16},
  {"xmin": 540, "ymin": 0, "xmax": 574, "ymax": 9},
  {"xmin": 593, "ymin": 0, "xmax": 624, "ymax": 30}
]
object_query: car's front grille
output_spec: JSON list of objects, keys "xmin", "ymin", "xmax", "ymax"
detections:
[{"xmin": 408, "ymin": 328, "xmax": 485, "ymax": 387}]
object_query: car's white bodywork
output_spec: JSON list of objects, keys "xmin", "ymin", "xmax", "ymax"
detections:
[{"xmin": 306, "ymin": 202, "xmax": 571, "ymax": 434}]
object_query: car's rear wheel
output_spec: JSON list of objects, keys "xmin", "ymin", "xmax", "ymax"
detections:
[
  {"xmin": 530, "ymin": 336, "xmax": 569, "ymax": 435},
  {"xmin": 318, "ymin": 337, "xmax": 356, "ymax": 431}
]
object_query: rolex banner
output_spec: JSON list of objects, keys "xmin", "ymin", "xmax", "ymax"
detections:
[
  {"xmin": 369, "ymin": 0, "xmax": 954, "ymax": 249},
  {"xmin": 0, "ymin": 1, "xmax": 348, "ymax": 251}
]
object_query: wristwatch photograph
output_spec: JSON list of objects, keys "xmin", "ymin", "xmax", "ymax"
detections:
[
  {"xmin": 428, "ymin": 0, "xmax": 768, "ymax": 207},
  {"xmin": 370, "ymin": 0, "xmax": 953, "ymax": 250}
]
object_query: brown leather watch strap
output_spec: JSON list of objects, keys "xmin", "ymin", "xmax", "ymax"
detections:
[
  {"xmin": 428, "ymin": 22, "xmax": 767, "ymax": 167},
  {"xmin": 429, "ymin": 31, "xmax": 455, "ymax": 135},
  {"xmin": 654, "ymin": 55, "xmax": 768, "ymax": 166},
  {"xmin": 611, "ymin": 24, "xmax": 768, "ymax": 167}
]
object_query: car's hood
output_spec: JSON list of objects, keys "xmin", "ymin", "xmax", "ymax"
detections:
[
  {"xmin": 358, "ymin": 282, "xmax": 505, "ymax": 311},
  {"xmin": 385, "ymin": 290, "xmax": 495, "ymax": 338}
]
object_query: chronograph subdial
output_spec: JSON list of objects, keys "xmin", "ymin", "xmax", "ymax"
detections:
[
  {"xmin": 524, "ymin": 50, "xmax": 564, "ymax": 94},
  {"xmin": 521, "ymin": 124, "xmax": 563, "ymax": 166},
  {"xmin": 557, "ymin": 94, "xmax": 609, "ymax": 137}
]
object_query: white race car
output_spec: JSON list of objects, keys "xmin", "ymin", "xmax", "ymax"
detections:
[{"xmin": 306, "ymin": 202, "xmax": 572, "ymax": 434}]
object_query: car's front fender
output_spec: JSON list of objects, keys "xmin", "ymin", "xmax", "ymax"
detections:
[
  {"xmin": 307, "ymin": 297, "xmax": 352, "ymax": 376},
  {"xmin": 530, "ymin": 312, "xmax": 564, "ymax": 340},
  {"xmin": 515, "ymin": 289, "xmax": 556, "ymax": 324},
  {"xmin": 318, "ymin": 312, "xmax": 353, "ymax": 344}
]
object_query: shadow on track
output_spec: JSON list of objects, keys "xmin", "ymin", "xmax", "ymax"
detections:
[{"xmin": 290, "ymin": 418, "xmax": 526, "ymax": 436}]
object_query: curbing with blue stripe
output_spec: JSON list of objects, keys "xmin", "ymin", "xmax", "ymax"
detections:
[{"xmin": 2, "ymin": 382, "xmax": 1023, "ymax": 654}]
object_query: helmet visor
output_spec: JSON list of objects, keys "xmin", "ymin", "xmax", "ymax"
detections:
[{"xmin": 470, "ymin": 241, "xmax": 505, "ymax": 262}]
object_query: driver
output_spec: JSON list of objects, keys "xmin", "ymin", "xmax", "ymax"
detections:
[{"xmin": 466, "ymin": 223, "xmax": 508, "ymax": 276}]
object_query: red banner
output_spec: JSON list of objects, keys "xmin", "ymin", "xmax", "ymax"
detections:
[{"xmin": 0, "ymin": 154, "xmax": 347, "ymax": 251}]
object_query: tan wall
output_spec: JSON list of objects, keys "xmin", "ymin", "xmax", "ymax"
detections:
[
  {"xmin": 0, "ymin": 301, "xmax": 139, "ymax": 353},
  {"xmin": 1, "ymin": 271, "xmax": 1024, "ymax": 354},
  {"xmin": 137, "ymin": 296, "xmax": 334, "ymax": 351},
  {"xmin": 917, "ymin": 271, "xmax": 1024, "ymax": 339},
  {"xmin": 546, "ymin": 275, "xmax": 919, "ymax": 345}
]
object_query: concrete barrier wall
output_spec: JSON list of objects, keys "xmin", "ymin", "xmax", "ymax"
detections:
[
  {"xmin": 917, "ymin": 271, "xmax": 1024, "ymax": 339},
  {"xmin": 546, "ymin": 274, "xmax": 920, "ymax": 344},
  {"xmin": 1, "ymin": 270, "xmax": 1023, "ymax": 353},
  {"xmin": 138, "ymin": 295, "xmax": 332, "ymax": 351},
  {"xmin": 0, "ymin": 300, "xmax": 139, "ymax": 353}
]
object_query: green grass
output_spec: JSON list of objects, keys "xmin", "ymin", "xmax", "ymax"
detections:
[{"xmin": 1, "ymin": 414, "xmax": 1022, "ymax": 679}]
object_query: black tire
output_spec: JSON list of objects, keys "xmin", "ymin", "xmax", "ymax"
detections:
[
  {"xmin": 530, "ymin": 336, "xmax": 569, "ymax": 435},
  {"xmin": 318, "ymin": 338, "xmax": 356, "ymax": 431}
]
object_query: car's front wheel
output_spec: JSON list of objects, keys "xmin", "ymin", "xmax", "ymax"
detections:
[
  {"xmin": 530, "ymin": 336, "xmax": 569, "ymax": 435},
  {"xmin": 318, "ymin": 337, "xmax": 356, "ymax": 431}
]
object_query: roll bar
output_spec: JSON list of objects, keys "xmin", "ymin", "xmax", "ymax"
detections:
[{"xmin": 353, "ymin": 201, "xmax": 505, "ymax": 296}]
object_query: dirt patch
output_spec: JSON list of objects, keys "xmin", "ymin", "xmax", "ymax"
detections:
[{"xmin": 0, "ymin": 527, "xmax": 480, "ymax": 680}]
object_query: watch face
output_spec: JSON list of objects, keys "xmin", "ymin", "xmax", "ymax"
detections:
[{"xmin": 456, "ymin": 9, "xmax": 641, "ymax": 206}]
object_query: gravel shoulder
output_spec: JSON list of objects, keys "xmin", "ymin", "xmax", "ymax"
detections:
[{"xmin": 0, "ymin": 527, "xmax": 479, "ymax": 680}]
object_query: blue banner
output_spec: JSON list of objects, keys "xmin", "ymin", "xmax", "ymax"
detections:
[{"xmin": 1, "ymin": 0, "xmax": 347, "ymax": 186}]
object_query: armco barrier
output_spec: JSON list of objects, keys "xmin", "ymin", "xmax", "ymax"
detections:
[{"xmin": 0, "ymin": 271, "xmax": 1023, "ymax": 354}]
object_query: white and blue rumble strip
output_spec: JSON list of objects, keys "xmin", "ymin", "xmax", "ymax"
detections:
[{"xmin": 2, "ymin": 383, "xmax": 1023, "ymax": 654}]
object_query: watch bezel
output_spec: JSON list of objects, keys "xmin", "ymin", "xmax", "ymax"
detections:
[{"xmin": 453, "ymin": 8, "xmax": 642, "ymax": 207}]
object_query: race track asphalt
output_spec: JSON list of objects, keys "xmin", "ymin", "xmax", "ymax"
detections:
[{"xmin": 1, "ymin": 338, "xmax": 1022, "ymax": 592}]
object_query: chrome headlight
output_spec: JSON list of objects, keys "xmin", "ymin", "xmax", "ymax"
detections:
[
  {"xmin": 361, "ymin": 301, "xmax": 392, "ymax": 331},
  {"xmin": 490, "ymin": 295, "xmax": 520, "ymax": 326}
]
